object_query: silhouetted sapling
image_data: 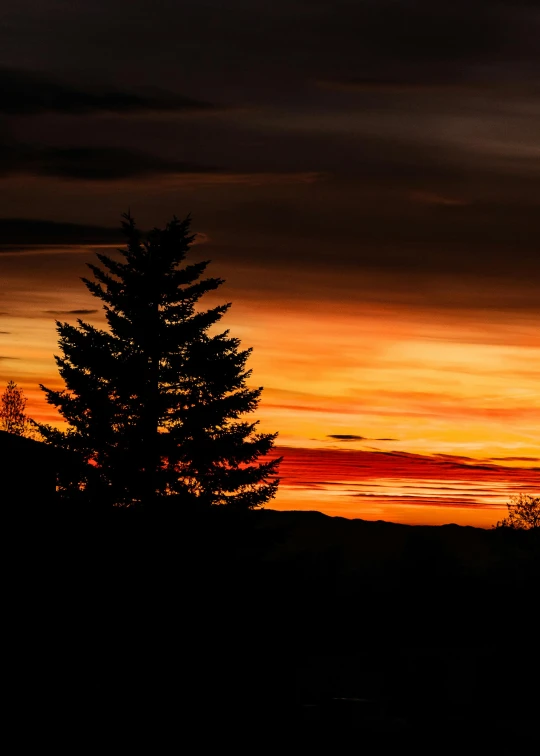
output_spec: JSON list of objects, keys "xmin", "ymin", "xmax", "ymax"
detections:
[
  {"xmin": 0, "ymin": 380, "xmax": 33, "ymax": 437},
  {"xmin": 495, "ymin": 494, "xmax": 539, "ymax": 530},
  {"xmin": 36, "ymin": 213, "xmax": 280, "ymax": 508}
]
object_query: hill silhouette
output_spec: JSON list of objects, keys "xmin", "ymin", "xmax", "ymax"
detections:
[{"xmin": 9, "ymin": 502, "xmax": 538, "ymax": 746}]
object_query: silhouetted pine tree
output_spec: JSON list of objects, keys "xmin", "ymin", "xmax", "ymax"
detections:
[{"xmin": 37, "ymin": 214, "xmax": 280, "ymax": 508}]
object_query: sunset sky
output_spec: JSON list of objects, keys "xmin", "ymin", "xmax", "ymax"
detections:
[{"xmin": 1, "ymin": 1, "xmax": 538, "ymax": 526}]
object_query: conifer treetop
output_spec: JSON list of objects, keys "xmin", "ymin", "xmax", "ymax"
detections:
[{"xmin": 37, "ymin": 212, "xmax": 281, "ymax": 509}]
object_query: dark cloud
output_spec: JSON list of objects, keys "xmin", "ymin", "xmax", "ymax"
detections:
[
  {"xmin": 203, "ymin": 181, "xmax": 540, "ymax": 286},
  {"xmin": 341, "ymin": 1, "xmax": 507, "ymax": 66},
  {"xmin": 317, "ymin": 77, "xmax": 475, "ymax": 93},
  {"xmin": 306, "ymin": 1, "xmax": 540, "ymax": 92},
  {"xmin": 0, "ymin": 219, "xmax": 123, "ymax": 246},
  {"xmin": 1, "ymin": 1, "xmax": 540, "ymax": 315},
  {"xmin": 0, "ymin": 68, "xmax": 219, "ymax": 115},
  {"xmin": 0, "ymin": 218, "xmax": 212, "ymax": 249},
  {"xmin": 0, "ymin": 355, "xmax": 18, "ymax": 360},
  {"xmin": 328, "ymin": 434, "xmax": 366, "ymax": 441},
  {"xmin": 44, "ymin": 309, "xmax": 98, "ymax": 316},
  {"xmin": 490, "ymin": 456, "xmax": 540, "ymax": 462},
  {"xmin": 0, "ymin": 331, "xmax": 11, "ymax": 334},
  {"xmin": 4, "ymin": 2, "xmax": 538, "ymax": 108},
  {"xmin": 327, "ymin": 434, "xmax": 398, "ymax": 442},
  {"xmin": 0, "ymin": 142, "xmax": 219, "ymax": 180}
]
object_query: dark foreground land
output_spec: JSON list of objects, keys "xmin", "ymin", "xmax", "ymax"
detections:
[{"xmin": 9, "ymin": 507, "xmax": 539, "ymax": 747}]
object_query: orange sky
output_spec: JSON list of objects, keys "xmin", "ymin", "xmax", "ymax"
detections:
[{"xmin": 1, "ymin": 240, "xmax": 538, "ymax": 528}]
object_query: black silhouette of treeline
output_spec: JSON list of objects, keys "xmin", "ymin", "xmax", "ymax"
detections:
[{"xmin": 13, "ymin": 505, "xmax": 538, "ymax": 746}]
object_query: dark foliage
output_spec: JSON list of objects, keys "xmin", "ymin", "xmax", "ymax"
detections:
[
  {"xmin": 36, "ymin": 213, "xmax": 280, "ymax": 509},
  {"xmin": 495, "ymin": 494, "xmax": 539, "ymax": 530},
  {"xmin": 0, "ymin": 379, "xmax": 31, "ymax": 436}
]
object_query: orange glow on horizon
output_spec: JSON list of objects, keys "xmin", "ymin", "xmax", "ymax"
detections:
[{"xmin": 1, "ymin": 245, "xmax": 538, "ymax": 527}]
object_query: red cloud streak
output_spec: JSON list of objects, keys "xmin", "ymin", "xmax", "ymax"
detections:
[
  {"xmin": 267, "ymin": 446, "xmax": 539, "ymax": 526},
  {"xmin": 271, "ymin": 446, "xmax": 539, "ymax": 485}
]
